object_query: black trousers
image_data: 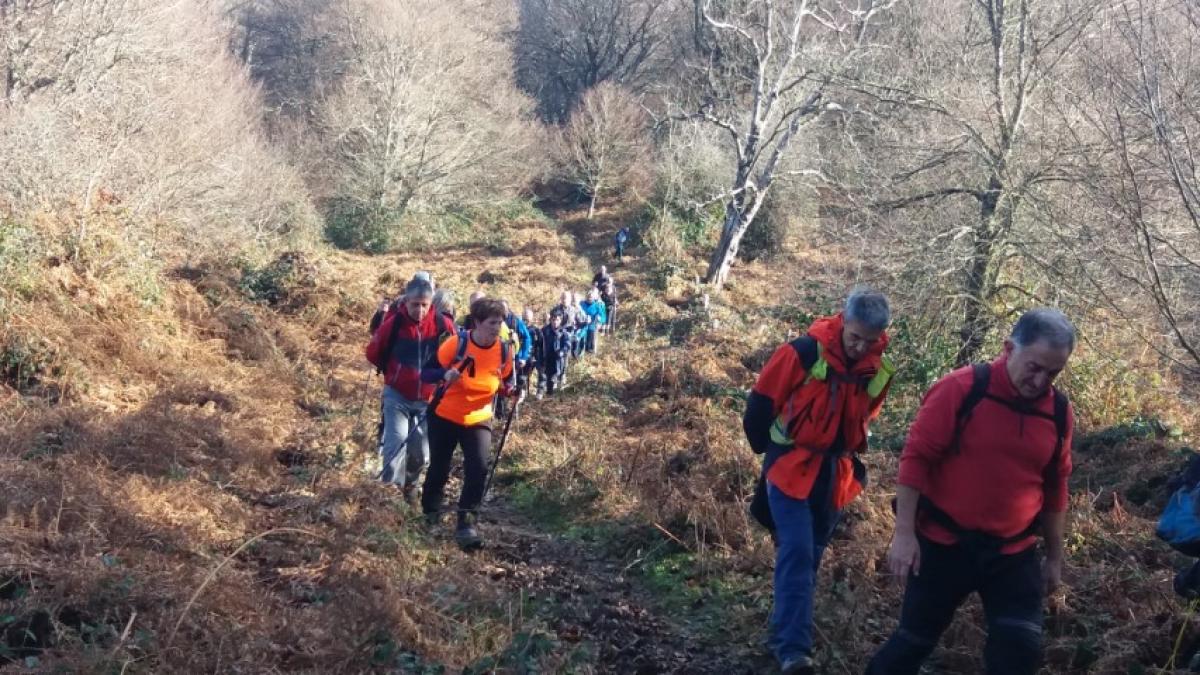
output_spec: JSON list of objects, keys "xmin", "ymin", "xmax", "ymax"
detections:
[
  {"xmin": 867, "ymin": 537, "xmax": 1045, "ymax": 675},
  {"xmin": 421, "ymin": 414, "xmax": 492, "ymax": 526}
]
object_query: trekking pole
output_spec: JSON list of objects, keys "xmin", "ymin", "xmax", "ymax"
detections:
[
  {"xmin": 482, "ymin": 394, "xmax": 522, "ymax": 501},
  {"xmin": 377, "ymin": 356, "xmax": 474, "ymax": 481},
  {"xmin": 353, "ymin": 366, "xmax": 375, "ymax": 439}
]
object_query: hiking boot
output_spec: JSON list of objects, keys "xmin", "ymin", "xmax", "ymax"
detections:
[
  {"xmin": 781, "ymin": 656, "xmax": 815, "ymax": 675},
  {"xmin": 455, "ymin": 525, "xmax": 483, "ymax": 551}
]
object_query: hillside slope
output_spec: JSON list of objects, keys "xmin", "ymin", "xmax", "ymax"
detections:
[{"xmin": 0, "ymin": 208, "xmax": 1195, "ymax": 673}]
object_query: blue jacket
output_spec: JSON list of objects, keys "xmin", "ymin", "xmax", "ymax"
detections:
[{"xmin": 581, "ymin": 300, "xmax": 606, "ymax": 335}]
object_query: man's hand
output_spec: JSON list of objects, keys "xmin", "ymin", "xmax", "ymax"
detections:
[
  {"xmin": 377, "ymin": 298, "xmax": 389, "ymax": 313},
  {"xmin": 1043, "ymin": 555, "xmax": 1063, "ymax": 596},
  {"xmin": 888, "ymin": 529, "xmax": 921, "ymax": 579},
  {"xmin": 443, "ymin": 369, "xmax": 461, "ymax": 384}
]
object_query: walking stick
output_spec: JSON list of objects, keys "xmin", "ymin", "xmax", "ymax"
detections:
[{"xmin": 483, "ymin": 394, "xmax": 522, "ymax": 501}]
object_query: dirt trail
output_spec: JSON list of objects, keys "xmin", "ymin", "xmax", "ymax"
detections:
[{"xmin": 452, "ymin": 500, "xmax": 761, "ymax": 674}]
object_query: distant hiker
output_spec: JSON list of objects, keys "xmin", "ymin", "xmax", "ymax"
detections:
[
  {"xmin": 614, "ymin": 226, "xmax": 630, "ymax": 261},
  {"xmin": 496, "ymin": 301, "xmax": 529, "ymax": 419},
  {"xmin": 364, "ymin": 277, "xmax": 457, "ymax": 503},
  {"xmin": 599, "ymin": 279, "xmax": 618, "ymax": 334},
  {"xmin": 551, "ymin": 291, "xmax": 581, "ymax": 372},
  {"xmin": 570, "ymin": 291, "xmax": 591, "ymax": 359},
  {"xmin": 742, "ymin": 288, "xmax": 896, "ymax": 675},
  {"xmin": 580, "ymin": 288, "xmax": 607, "ymax": 354},
  {"xmin": 540, "ymin": 312, "xmax": 571, "ymax": 397},
  {"xmin": 868, "ymin": 308, "xmax": 1076, "ymax": 675},
  {"xmin": 432, "ymin": 288, "xmax": 456, "ymax": 325},
  {"xmin": 593, "ymin": 265, "xmax": 613, "ymax": 291},
  {"xmin": 421, "ymin": 297, "xmax": 518, "ymax": 550},
  {"xmin": 460, "ymin": 291, "xmax": 487, "ymax": 330},
  {"xmin": 521, "ymin": 307, "xmax": 541, "ymax": 396}
]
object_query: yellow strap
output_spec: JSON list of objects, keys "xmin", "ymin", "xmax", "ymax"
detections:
[{"xmin": 867, "ymin": 356, "xmax": 897, "ymax": 399}]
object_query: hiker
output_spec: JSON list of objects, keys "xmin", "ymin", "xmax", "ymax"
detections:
[
  {"xmin": 432, "ymin": 288, "xmax": 456, "ymax": 325},
  {"xmin": 551, "ymin": 291, "xmax": 580, "ymax": 375},
  {"xmin": 570, "ymin": 291, "xmax": 591, "ymax": 359},
  {"xmin": 496, "ymin": 301, "xmax": 528, "ymax": 419},
  {"xmin": 540, "ymin": 311, "xmax": 571, "ymax": 397},
  {"xmin": 420, "ymin": 297, "xmax": 519, "ymax": 550},
  {"xmin": 867, "ymin": 308, "xmax": 1077, "ymax": 675},
  {"xmin": 364, "ymin": 277, "xmax": 457, "ymax": 503},
  {"xmin": 592, "ymin": 265, "xmax": 613, "ymax": 291},
  {"xmin": 460, "ymin": 291, "xmax": 487, "ymax": 330},
  {"xmin": 742, "ymin": 288, "xmax": 896, "ymax": 675},
  {"xmin": 580, "ymin": 288, "xmax": 607, "ymax": 354},
  {"xmin": 614, "ymin": 226, "xmax": 630, "ymax": 261},
  {"xmin": 521, "ymin": 307, "xmax": 541, "ymax": 396},
  {"xmin": 599, "ymin": 279, "xmax": 618, "ymax": 334}
]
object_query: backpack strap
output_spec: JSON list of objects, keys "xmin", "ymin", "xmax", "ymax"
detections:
[
  {"xmin": 949, "ymin": 363, "xmax": 992, "ymax": 452},
  {"xmin": 791, "ymin": 334, "xmax": 819, "ymax": 372},
  {"xmin": 1045, "ymin": 387, "xmax": 1070, "ymax": 483},
  {"xmin": 378, "ymin": 309, "xmax": 406, "ymax": 374}
]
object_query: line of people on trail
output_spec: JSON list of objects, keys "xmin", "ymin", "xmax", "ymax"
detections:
[
  {"xmin": 363, "ymin": 268, "xmax": 620, "ymax": 551},
  {"xmin": 363, "ymin": 266, "xmax": 1085, "ymax": 673},
  {"xmin": 744, "ymin": 288, "xmax": 1077, "ymax": 674}
]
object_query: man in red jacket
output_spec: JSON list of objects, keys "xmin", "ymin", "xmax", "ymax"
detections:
[
  {"xmin": 365, "ymin": 277, "xmax": 456, "ymax": 503},
  {"xmin": 743, "ymin": 288, "xmax": 896, "ymax": 675},
  {"xmin": 868, "ymin": 308, "xmax": 1076, "ymax": 675}
]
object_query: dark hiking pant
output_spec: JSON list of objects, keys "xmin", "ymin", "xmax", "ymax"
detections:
[
  {"xmin": 421, "ymin": 414, "xmax": 492, "ymax": 526},
  {"xmin": 867, "ymin": 538, "xmax": 1044, "ymax": 675}
]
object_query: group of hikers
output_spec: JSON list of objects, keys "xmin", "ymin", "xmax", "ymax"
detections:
[
  {"xmin": 745, "ymin": 288, "xmax": 1075, "ymax": 674},
  {"xmin": 361, "ymin": 253, "xmax": 1080, "ymax": 673},
  {"xmin": 363, "ymin": 267, "xmax": 619, "ymax": 551}
]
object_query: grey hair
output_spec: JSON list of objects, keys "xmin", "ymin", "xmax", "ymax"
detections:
[
  {"xmin": 412, "ymin": 270, "xmax": 432, "ymax": 284},
  {"xmin": 432, "ymin": 288, "xmax": 455, "ymax": 315},
  {"xmin": 1011, "ymin": 308, "xmax": 1076, "ymax": 352},
  {"xmin": 844, "ymin": 286, "xmax": 891, "ymax": 331},
  {"xmin": 405, "ymin": 277, "xmax": 434, "ymax": 299}
]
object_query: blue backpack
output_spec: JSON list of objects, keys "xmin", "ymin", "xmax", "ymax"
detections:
[{"xmin": 1157, "ymin": 453, "xmax": 1200, "ymax": 556}]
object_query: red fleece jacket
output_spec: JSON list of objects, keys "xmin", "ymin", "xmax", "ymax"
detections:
[{"xmin": 898, "ymin": 356, "xmax": 1074, "ymax": 553}]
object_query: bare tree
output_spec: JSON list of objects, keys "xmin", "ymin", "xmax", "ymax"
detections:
[
  {"xmin": 0, "ymin": 0, "xmax": 316, "ymax": 262},
  {"xmin": 315, "ymin": 0, "xmax": 536, "ymax": 248},
  {"xmin": 554, "ymin": 82, "xmax": 651, "ymax": 219},
  {"xmin": 1064, "ymin": 0, "xmax": 1200, "ymax": 373},
  {"xmin": 223, "ymin": 0, "xmax": 342, "ymax": 122},
  {"xmin": 836, "ymin": 0, "xmax": 1098, "ymax": 365},
  {"xmin": 515, "ymin": 0, "xmax": 684, "ymax": 122},
  {"xmin": 689, "ymin": 0, "xmax": 894, "ymax": 290}
]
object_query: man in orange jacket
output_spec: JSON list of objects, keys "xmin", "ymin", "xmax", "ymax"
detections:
[{"xmin": 743, "ymin": 288, "xmax": 896, "ymax": 674}]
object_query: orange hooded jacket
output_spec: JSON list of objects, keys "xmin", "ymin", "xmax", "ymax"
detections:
[{"xmin": 749, "ymin": 314, "xmax": 894, "ymax": 508}]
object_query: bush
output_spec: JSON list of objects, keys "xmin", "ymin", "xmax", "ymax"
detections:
[
  {"xmin": 323, "ymin": 200, "xmax": 397, "ymax": 254},
  {"xmin": 642, "ymin": 209, "xmax": 690, "ymax": 289},
  {"xmin": 239, "ymin": 251, "xmax": 318, "ymax": 311}
]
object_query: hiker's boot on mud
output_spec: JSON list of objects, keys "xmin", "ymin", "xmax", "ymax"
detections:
[
  {"xmin": 456, "ymin": 513, "xmax": 483, "ymax": 551},
  {"xmin": 781, "ymin": 655, "xmax": 815, "ymax": 675}
]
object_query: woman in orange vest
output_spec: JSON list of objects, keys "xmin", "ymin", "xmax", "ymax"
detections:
[
  {"xmin": 420, "ymin": 297, "xmax": 517, "ymax": 550},
  {"xmin": 743, "ymin": 288, "xmax": 895, "ymax": 674}
]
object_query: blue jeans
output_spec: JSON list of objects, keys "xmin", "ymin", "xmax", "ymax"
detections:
[
  {"xmin": 767, "ymin": 459, "xmax": 840, "ymax": 665},
  {"xmin": 379, "ymin": 386, "xmax": 429, "ymax": 487},
  {"xmin": 866, "ymin": 538, "xmax": 1044, "ymax": 674}
]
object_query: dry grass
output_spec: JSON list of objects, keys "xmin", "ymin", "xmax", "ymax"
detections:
[{"xmin": 1, "ymin": 205, "xmax": 1196, "ymax": 673}]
